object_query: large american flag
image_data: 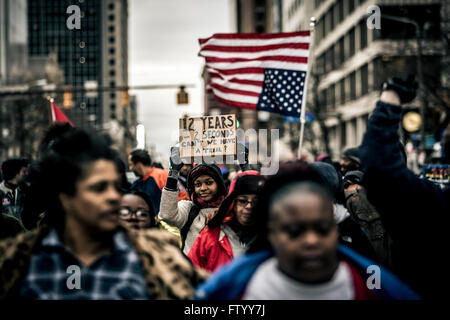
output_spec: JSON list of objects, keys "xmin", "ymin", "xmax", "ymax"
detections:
[{"xmin": 199, "ymin": 31, "xmax": 311, "ymax": 118}]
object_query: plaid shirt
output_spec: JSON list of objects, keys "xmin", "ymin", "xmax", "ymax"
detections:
[{"xmin": 19, "ymin": 229, "xmax": 150, "ymax": 300}]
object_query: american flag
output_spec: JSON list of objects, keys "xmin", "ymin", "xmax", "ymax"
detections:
[{"xmin": 199, "ymin": 31, "xmax": 311, "ymax": 118}]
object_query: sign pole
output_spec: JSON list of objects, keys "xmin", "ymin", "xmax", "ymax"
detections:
[
  {"xmin": 47, "ymin": 96, "xmax": 54, "ymax": 126},
  {"xmin": 298, "ymin": 17, "xmax": 316, "ymax": 159}
]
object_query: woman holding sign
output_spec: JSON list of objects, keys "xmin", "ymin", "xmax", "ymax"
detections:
[
  {"xmin": 188, "ymin": 171, "xmax": 265, "ymax": 272},
  {"xmin": 158, "ymin": 146, "xmax": 228, "ymax": 255}
]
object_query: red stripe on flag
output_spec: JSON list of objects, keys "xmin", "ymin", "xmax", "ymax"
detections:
[
  {"xmin": 210, "ymin": 73, "xmax": 224, "ymax": 79},
  {"xmin": 210, "ymin": 82, "xmax": 260, "ymax": 97},
  {"xmin": 206, "ymin": 55, "xmax": 308, "ymax": 64},
  {"xmin": 213, "ymin": 95, "xmax": 257, "ymax": 110},
  {"xmin": 213, "ymin": 67, "xmax": 263, "ymax": 76},
  {"xmin": 199, "ymin": 31, "xmax": 311, "ymax": 44},
  {"xmin": 201, "ymin": 42, "xmax": 309, "ymax": 53},
  {"xmin": 228, "ymin": 78, "xmax": 263, "ymax": 86}
]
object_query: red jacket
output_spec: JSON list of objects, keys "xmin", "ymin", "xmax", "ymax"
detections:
[{"xmin": 188, "ymin": 227, "xmax": 233, "ymax": 273}]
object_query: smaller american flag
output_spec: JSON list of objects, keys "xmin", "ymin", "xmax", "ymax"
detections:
[{"xmin": 199, "ymin": 31, "xmax": 311, "ymax": 118}]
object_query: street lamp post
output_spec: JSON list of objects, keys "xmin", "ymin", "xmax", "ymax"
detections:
[{"xmin": 382, "ymin": 14, "xmax": 427, "ymax": 153}]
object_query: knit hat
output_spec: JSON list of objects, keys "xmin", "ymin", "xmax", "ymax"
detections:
[
  {"xmin": 342, "ymin": 147, "xmax": 360, "ymax": 164},
  {"xmin": 344, "ymin": 171, "xmax": 364, "ymax": 185},
  {"xmin": 310, "ymin": 162, "xmax": 344, "ymax": 201},
  {"xmin": 208, "ymin": 171, "xmax": 265, "ymax": 229}
]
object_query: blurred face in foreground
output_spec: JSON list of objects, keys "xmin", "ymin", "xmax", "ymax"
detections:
[
  {"xmin": 268, "ymin": 186, "xmax": 339, "ymax": 284},
  {"xmin": 59, "ymin": 160, "xmax": 122, "ymax": 234},
  {"xmin": 120, "ymin": 194, "xmax": 153, "ymax": 230}
]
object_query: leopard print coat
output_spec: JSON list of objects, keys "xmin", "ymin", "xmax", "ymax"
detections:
[{"xmin": 0, "ymin": 224, "xmax": 209, "ymax": 300}]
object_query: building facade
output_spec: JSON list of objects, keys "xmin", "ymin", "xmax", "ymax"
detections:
[
  {"xmin": 284, "ymin": 0, "xmax": 449, "ymax": 160},
  {"xmin": 27, "ymin": 0, "xmax": 135, "ymax": 155},
  {"xmin": 0, "ymin": 0, "xmax": 28, "ymax": 85}
]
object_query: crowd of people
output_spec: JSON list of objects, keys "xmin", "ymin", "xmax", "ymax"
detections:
[{"xmin": 0, "ymin": 77, "xmax": 448, "ymax": 300}]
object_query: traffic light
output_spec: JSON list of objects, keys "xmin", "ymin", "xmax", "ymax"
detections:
[
  {"xmin": 63, "ymin": 91, "xmax": 73, "ymax": 108},
  {"xmin": 177, "ymin": 86, "xmax": 189, "ymax": 105},
  {"xmin": 121, "ymin": 89, "xmax": 130, "ymax": 107}
]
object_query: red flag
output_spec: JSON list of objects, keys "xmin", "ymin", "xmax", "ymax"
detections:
[{"xmin": 50, "ymin": 100, "xmax": 74, "ymax": 127}]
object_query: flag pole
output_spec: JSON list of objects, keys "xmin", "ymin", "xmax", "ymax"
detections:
[
  {"xmin": 298, "ymin": 17, "xmax": 316, "ymax": 159},
  {"xmin": 47, "ymin": 96, "xmax": 54, "ymax": 126}
]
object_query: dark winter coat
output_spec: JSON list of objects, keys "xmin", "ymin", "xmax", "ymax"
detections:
[
  {"xmin": 360, "ymin": 100, "xmax": 450, "ymax": 298},
  {"xmin": 345, "ymin": 187, "xmax": 392, "ymax": 268}
]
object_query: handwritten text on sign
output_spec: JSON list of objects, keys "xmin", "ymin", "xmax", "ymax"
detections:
[{"xmin": 179, "ymin": 114, "xmax": 236, "ymax": 159}]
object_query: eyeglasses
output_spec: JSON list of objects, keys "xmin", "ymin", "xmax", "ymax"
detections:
[
  {"xmin": 236, "ymin": 198, "xmax": 257, "ymax": 207},
  {"xmin": 119, "ymin": 208, "xmax": 150, "ymax": 219}
]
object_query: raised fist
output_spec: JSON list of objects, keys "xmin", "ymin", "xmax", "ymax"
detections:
[
  {"xmin": 169, "ymin": 145, "xmax": 184, "ymax": 171},
  {"xmin": 382, "ymin": 74, "xmax": 418, "ymax": 104}
]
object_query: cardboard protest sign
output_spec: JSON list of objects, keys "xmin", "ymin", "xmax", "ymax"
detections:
[{"xmin": 179, "ymin": 114, "xmax": 237, "ymax": 161}]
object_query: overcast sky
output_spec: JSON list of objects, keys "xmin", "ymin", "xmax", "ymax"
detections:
[{"xmin": 129, "ymin": 0, "xmax": 232, "ymax": 165}]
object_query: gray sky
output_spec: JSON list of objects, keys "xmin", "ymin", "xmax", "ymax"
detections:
[{"xmin": 129, "ymin": 0, "xmax": 232, "ymax": 164}]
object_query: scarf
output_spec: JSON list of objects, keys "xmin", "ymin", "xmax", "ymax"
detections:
[{"xmin": 193, "ymin": 194, "xmax": 225, "ymax": 209}]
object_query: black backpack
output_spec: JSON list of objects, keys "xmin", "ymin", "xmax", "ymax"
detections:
[{"xmin": 179, "ymin": 205, "xmax": 200, "ymax": 251}]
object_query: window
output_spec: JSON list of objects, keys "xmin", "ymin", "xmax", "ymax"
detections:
[
  {"xmin": 325, "ymin": 47, "xmax": 334, "ymax": 73},
  {"xmin": 320, "ymin": 90, "xmax": 327, "ymax": 109},
  {"xmin": 349, "ymin": 28, "xmax": 355, "ymax": 58},
  {"xmin": 350, "ymin": 72, "xmax": 356, "ymax": 100},
  {"xmin": 341, "ymin": 122, "xmax": 347, "ymax": 148},
  {"xmin": 340, "ymin": 78, "xmax": 346, "ymax": 104},
  {"xmin": 108, "ymin": 3, "xmax": 115, "ymax": 10},
  {"xmin": 110, "ymin": 81, "xmax": 116, "ymax": 88},
  {"xmin": 109, "ymin": 37, "xmax": 115, "ymax": 44},
  {"xmin": 109, "ymin": 70, "xmax": 115, "ymax": 76},
  {"xmin": 339, "ymin": 37, "xmax": 345, "ymax": 64},
  {"xmin": 255, "ymin": 25, "xmax": 265, "ymax": 33},
  {"xmin": 360, "ymin": 20, "xmax": 367, "ymax": 50},
  {"xmin": 108, "ymin": 14, "xmax": 115, "ymax": 21},
  {"xmin": 108, "ymin": 25, "xmax": 115, "ymax": 33},
  {"xmin": 110, "ymin": 93, "xmax": 116, "ymax": 99},
  {"xmin": 335, "ymin": 41, "xmax": 342, "ymax": 67},
  {"xmin": 109, "ymin": 48, "xmax": 115, "ymax": 54},
  {"xmin": 361, "ymin": 64, "xmax": 368, "ymax": 95},
  {"xmin": 348, "ymin": 0, "xmax": 355, "ymax": 14},
  {"xmin": 316, "ymin": 53, "xmax": 325, "ymax": 75},
  {"xmin": 338, "ymin": 0, "xmax": 344, "ymax": 22},
  {"xmin": 316, "ymin": 19, "xmax": 322, "ymax": 43},
  {"xmin": 328, "ymin": 84, "xmax": 335, "ymax": 111},
  {"xmin": 320, "ymin": 17, "xmax": 326, "ymax": 40},
  {"xmin": 109, "ymin": 59, "xmax": 115, "ymax": 66}
]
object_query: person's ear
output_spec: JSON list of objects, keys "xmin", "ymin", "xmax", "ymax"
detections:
[{"xmin": 58, "ymin": 193, "xmax": 72, "ymax": 213}]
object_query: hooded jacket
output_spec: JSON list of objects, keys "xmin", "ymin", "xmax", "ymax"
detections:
[
  {"xmin": 158, "ymin": 163, "xmax": 227, "ymax": 255},
  {"xmin": 188, "ymin": 171, "xmax": 264, "ymax": 272},
  {"xmin": 194, "ymin": 246, "xmax": 420, "ymax": 300}
]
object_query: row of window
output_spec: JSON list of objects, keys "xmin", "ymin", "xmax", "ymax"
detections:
[
  {"xmin": 315, "ymin": 0, "xmax": 367, "ymax": 45},
  {"xmin": 316, "ymin": 19, "xmax": 367, "ymax": 75},
  {"xmin": 319, "ymin": 63, "xmax": 369, "ymax": 112}
]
